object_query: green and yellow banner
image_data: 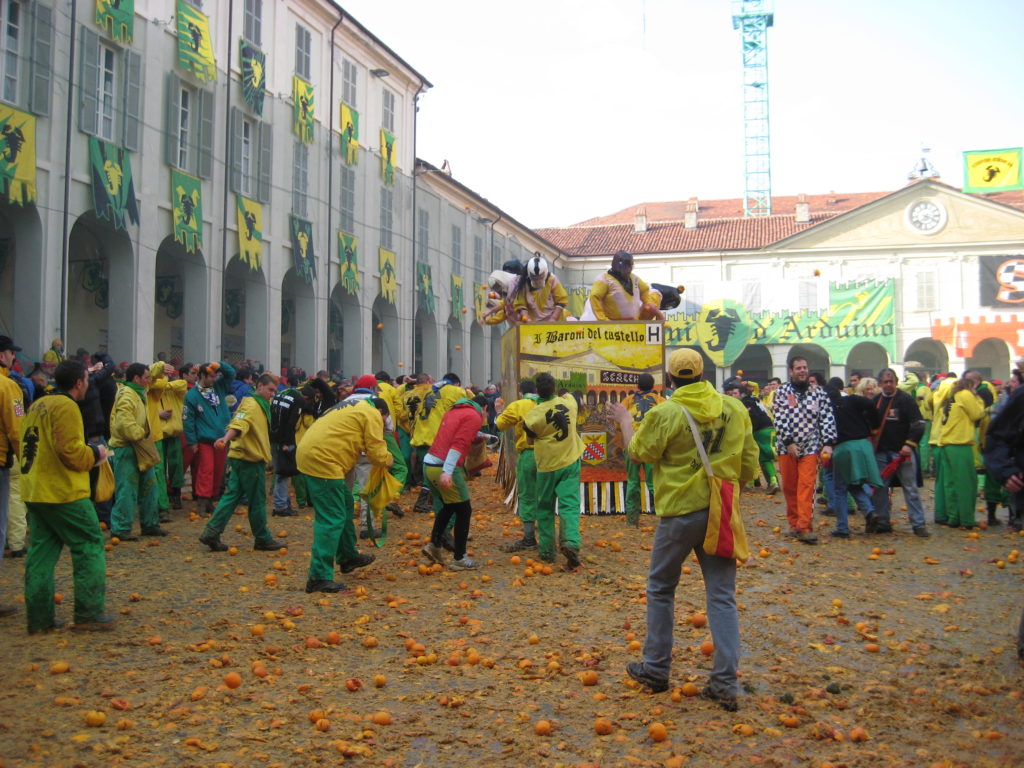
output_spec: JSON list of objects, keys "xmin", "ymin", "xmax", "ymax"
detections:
[
  {"xmin": 0, "ymin": 105, "xmax": 36, "ymax": 206},
  {"xmin": 176, "ymin": 0, "xmax": 216, "ymax": 82},
  {"xmin": 171, "ymin": 169, "xmax": 202, "ymax": 252},
  {"xmin": 380, "ymin": 129, "xmax": 396, "ymax": 186},
  {"xmin": 340, "ymin": 103, "xmax": 359, "ymax": 165},
  {"xmin": 663, "ymin": 279, "xmax": 896, "ymax": 364},
  {"xmin": 236, "ymin": 194, "xmax": 263, "ymax": 270},
  {"xmin": 338, "ymin": 232, "xmax": 359, "ymax": 295},
  {"xmin": 417, "ymin": 262, "xmax": 435, "ymax": 314},
  {"xmin": 239, "ymin": 40, "xmax": 266, "ymax": 115},
  {"xmin": 451, "ymin": 275, "xmax": 464, "ymax": 316},
  {"xmin": 475, "ymin": 283, "xmax": 489, "ymax": 322},
  {"xmin": 88, "ymin": 136, "xmax": 138, "ymax": 228},
  {"xmin": 96, "ymin": 0, "xmax": 134, "ymax": 44},
  {"xmin": 379, "ymin": 248, "xmax": 397, "ymax": 305},
  {"xmin": 293, "ymin": 75, "xmax": 315, "ymax": 144},
  {"xmin": 963, "ymin": 147, "xmax": 1023, "ymax": 193},
  {"xmin": 290, "ymin": 215, "xmax": 316, "ymax": 284}
]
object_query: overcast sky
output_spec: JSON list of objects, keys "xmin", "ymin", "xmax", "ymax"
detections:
[{"xmin": 341, "ymin": 0, "xmax": 1024, "ymax": 229}]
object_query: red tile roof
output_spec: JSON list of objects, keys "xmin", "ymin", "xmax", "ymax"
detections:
[{"xmin": 538, "ymin": 183, "xmax": 1024, "ymax": 257}]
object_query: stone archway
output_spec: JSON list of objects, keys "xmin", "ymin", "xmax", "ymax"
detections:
[
  {"xmin": 0, "ymin": 201, "xmax": 43, "ymax": 353},
  {"xmin": 221, "ymin": 256, "xmax": 268, "ymax": 367},
  {"xmin": 414, "ymin": 306, "xmax": 438, "ymax": 375},
  {"xmin": 371, "ymin": 295, "xmax": 401, "ymax": 374},
  {"xmin": 730, "ymin": 345, "xmax": 772, "ymax": 383},
  {"xmin": 153, "ymin": 236, "xmax": 207, "ymax": 366},
  {"xmin": 470, "ymin": 321, "xmax": 487, "ymax": 388},
  {"xmin": 967, "ymin": 338, "xmax": 1012, "ymax": 381},
  {"xmin": 328, "ymin": 283, "xmax": 362, "ymax": 379},
  {"xmin": 446, "ymin": 316, "xmax": 465, "ymax": 382},
  {"xmin": 904, "ymin": 338, "xmax": 949, "ymax": 378},
  {"xmin": 281, "ymin": 268, "xmax": 315, "ymax": 373},
  {"xmin": 846, "ymin": 341, "xmax": 889, "ymax": 381},
  {"xmin": 787, "ymin": 343, "xmax": 830, "ymax": 376},
  {"xmin": 68, "ymin": 213, "xmax": 134, "ymax": 359}
]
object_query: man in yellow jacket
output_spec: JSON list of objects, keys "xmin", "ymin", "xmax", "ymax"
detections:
[
  {"xmin": 580, "ymin": 251, "xmax": 664, "ymax": 321},
  {"xmin": 109, "ymin": 363, "xmax": 164, "ymax": 540},
  {"xmin": 496, "ymin": 380, "xmax": 539, "ymax": 552},
  {"xmin": 297, "ymin": 398, "xmax": 392, "ymax": 593},
  {"xmin": 199, "ymin": 373, "xmax": 284, "ymax": 553},
  {"xmin": 935, "ymin": 371, "xmax": 985, "ymax": 527},
  {"xmin": 149, "ymin": 363, "xmax": 188, "ymax": 513},
  {"xmin": 611, "ymin": 348, "xmax": 759, "ymax": 710},
  {"xmin": 411, "ymin": 373, "xmax": 470, "ymax": 515},
  {"xmin": 22, "ymin": 360, "xmax": 114, "ymax": 632},
  {"xmin": 0, "ymin": 335, "xmax": 26, "ymax": 619}
]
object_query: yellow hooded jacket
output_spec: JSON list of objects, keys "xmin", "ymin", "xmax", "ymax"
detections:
[
  {"xmin": 523, "ymin": 393, "xmax": 585, "ymax": 473},
  {"xmin": 937, "ymin": 388, "xmax": 984, "ymax": 447},
  {"xmin": 413, "ymin": 383, "xmax": 469, "ymax": 447},
  {"xmin": 109, "ymin": 383, "xmax": 150, "ymax": 448},
  {"xmin": 297, "ymin": 400, "xmax": 393, "ymax": 480},
  {"xmin": 227, "ymin": 395, "xmax": 272, "ymax": 464},
  {"xmin": 402, "ymin": 384, "xmax": 431, "ymax": 442},
  {"xmin": 0, "ymin": 365, "xmax": 24, "ymax": 466},
  {"xmin": 20, "ymin": 393, "xmax": 99, "ymax": 503},
  {"xmin": 929, "ymin": 378, "xmax": 957, "ymax": 446},
  {"xmin": 148, "ymin": 362, "xmax": 188, "ymax": 438},
  {"xmin": 495, "ymin": 396, "xmax": 538, "ymax": 453},
  {"xmin": 628, "ymin": 381, "xmax": 759, "ymax": 518},
  {"xmin": 377, "ymin": 381, "xmax": 409, "ymax": 434}
]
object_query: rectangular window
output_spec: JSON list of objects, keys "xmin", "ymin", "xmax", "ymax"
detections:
[
  {"xmin": 340, "ymin": 165, "xmax": 356, "ymax": 233},
  {"xmin": 342, "ymin": 58, "xmax": 357, "ymax": 107},
  {"xmin": 97, "ymin": 42, "xmax": 116, "ymax": 140},
  {"xmin": 240, "ymin": 117, "xmax": 253, "ymax": 196},
  {"xmin": 0, "ymin": 0, "xmax": 21, "ymax": 104},
  {"xmin": 243, "ymin": 0, "xmax": 262, "ymax": 45},
  {"xmin": 915, "ymin": 271, "xmax": 936, "ymax": 311},
  {"xmin": 491, "ymin": 236, "xmax": 504, "ymax": 270},
  {"xmin": 382, "ymin": 87, "xmax": 395, "ymax": 132},
  {"xmin": 379, "ymin": 187, "xmax": 393, "ymax": 250},
  {"xmin": 295, "ymin": 23, "xmax": 311, "ymax": 80},
  {"xmin": 417, "ymin": 208, "xmax": 428, "ymax": 262},
  {"xmin": 176, "ymin": 85, "xmax": 192, "ymax": 170},
  {"xmin": 473, "ymin": 234, "xmax": 483, "ymax": 274},
  {"xmin": 292, "ymin": 141, "xmax": 308, "ymax": 216},
  {"xmin": 451, "ymin": 225, "xmax": 462, "ymax": 269}
]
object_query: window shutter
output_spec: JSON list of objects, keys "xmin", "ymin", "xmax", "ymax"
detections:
[
  {"xmin": 229, "ymin": 106, "xmax": 243, "ymax": 192},
  {"xmin": 29, "ymin": 3, "xmax": 54, "ymax": 116},
  {"xmin": 78, "ymin": 27, "xmax": 100, "ymax": 135},
  {"xmin": 291, "ymin": 142, "xmax": 300, "ymax": 213},
  {"xmin": 164, "ymin": 73, "xmax": 181, "ymax": 166},
  {"xmin": 122, "ymin": 50, "xmax": 142, "ymax": 150},
  {"xmin": 197, "ymin": 88, "xmax": 214, "ymax": 178},
  {"xmin": 257, "ymin": 120, "xmax": 272, "ymax": 202}
]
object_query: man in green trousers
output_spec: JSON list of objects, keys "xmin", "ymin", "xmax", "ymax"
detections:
[
  {"xmin": 199, "ymin": 373, "xmax": 284, "ymax": 553},
  {"xmin": 22, "ymin": 360, "xmax": 114, "ymax": 632}
]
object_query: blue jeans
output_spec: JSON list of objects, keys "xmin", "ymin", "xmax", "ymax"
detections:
[
  {"xmin": 642, "ymin": 510, "xmax": 740, "ymax": 696},
  {"xmin": 829, "ymin": 465, "xmax": 874, "ymax": 534},
  {"xmin": 871, "ymin": 451, "xmax": 926, "ymax": 529}
]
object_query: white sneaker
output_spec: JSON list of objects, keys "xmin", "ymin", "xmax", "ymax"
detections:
[
  {"xmin": 421, "ymin": 542, "xmax": 445, "ymax": 565},
  {"xmin": 449, "ymin": 556, "xmax": 481, "ymax": 570}
]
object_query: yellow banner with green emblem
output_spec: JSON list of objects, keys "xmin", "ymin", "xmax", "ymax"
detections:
[
  {"xmin": 0, "ymin": 104, "xmax": 35, "ymax": 206},
  {"xmin": 339, "ymin": 232, "xmax": 359, "ymax": 294},
  {"xmin": 963, "ymin": 147, "xmax": 1023, "ymax": 193},
  {"xmin": 293, "ymin": 75, "xmax": 315, "ymax": 144},
  {"xmin": 96, "ymin": 0, "xmax": 134, "ymax": 43},
  {"xmin": 176, "ymin": 0, "xmax": 216, "ymax": 82},
  {"xmin": 236, "ymin": 194, "xmax": 263, "ymax": 270},
  {"xmin": 451, "ymin": 275, "xmax": 464, "ymax": 316},
  {"xmin": 340, "ymin": 103, "xmax": 359, "ymax": 165},
  {"xmin": 379, "ymin": 248, "xmax": 397, "ymax": 305},
  {"xmin": 171, "ymin": 169, "xmax": 202, "ymax": 252},
  {"xmin": 474, "ymin": 283, "xmax": 489, "ymax": 322},
  {"xmin": 380, "ymin": 129, "xmax": 396, "ymax": 186}
]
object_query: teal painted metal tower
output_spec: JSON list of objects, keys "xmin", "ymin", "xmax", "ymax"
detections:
[{"xmin": 732, "ymin": 0, "xmax": 774, "ymax": 217}]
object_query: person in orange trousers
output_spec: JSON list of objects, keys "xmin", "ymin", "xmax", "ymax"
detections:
[{"xmin": 771, "ymin": 357, "xmax": 837, "ymax": 544}]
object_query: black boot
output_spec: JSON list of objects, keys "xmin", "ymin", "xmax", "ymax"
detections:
[
  {"xmin": 987, "ymin": 502, "xmax": 1001, "ymax": 526},
  {"xmin": 170, "ymin": 488, "xmax": 182, "ymax": 510}
]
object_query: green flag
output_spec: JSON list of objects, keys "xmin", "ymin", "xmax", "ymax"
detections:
[
  {"xmin": 239, "ymin": 40, "xmax": 266, "ymax": 115},
  {"xmin": 338, "ymin": 232, "xmax": 360, "ymax": 294},
  {"xmin": 96, "ymin": 0, "xmax": 134, "ymax": 44},
  {"xmin": 340, "ymin": 103, "xmax": 359, "ymax": 165},
  {"xmin": 417, "ymin": 262, "xmax": 435, "ymax": 314},
  {"xmin": 380, "ymin": 129, "xmax": 396, "ymax": 186},
  {"xmin": 379, "ymin": 249, "xmax": 397, "ymax": 305},
  {"xmin": 171, "ymin": 169, "xmax": 202, "ymax": 252},
  {"xmin": 88, "ymin": 136, "xmax": 138, "ymax": 229},
  {"xmin": 293, "ymin": 75, "xmax": 315, "ymax": 144},
  {"xmin": 290, "ymin": 215, "xmax": 316, "ymax": 284},
  {"xmin": 236, "ymin": 194, "xmax": 263, "ymax": 270},
  {"xmin": 176, "ymin": 0, "xmax": 216, "ymax": 82},
  {"xmin": 451, "ymin": 275, "xmax": 464, "ymax": 315}
]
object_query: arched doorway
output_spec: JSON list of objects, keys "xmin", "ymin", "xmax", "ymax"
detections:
[
  {"xmin": 446, "ymin": 316, "xmax": 464, "ymax": 381},
  {"xmin": 328, "ymin": 283, "xmax": 362, "ymax": 379},
  {"xmin": 846, "ymin": 341, "xmax": 889, "ymax": 381},
  {"xmin": 967, "ymin": 338, "xmax": 1012, "ymax": 381},
  {"xmin": 221, "ymin": 256, "xmax": 268, "ymax": 367},
  {"xmin": 281, "ymin": 268, "xmax": 315, "ymax": 373},
  {"xmin": 68, "ymin": 214, "xmax": 134, "ymax": 359},
  {"xmin": 153, "ymin": 236, "xmax": 207, "ymax": 365},
  {"xmin": 371, "ymin": 295, "xmax": 401, "ymax": 374},
  {"xmin": 0, "ymin": 201, "xmax": 43, "ymax": 352},
  {"xmin": 904, "ymin": 338, "xmax": 949, "ymax": 378},
  {"xmin": 470, "ymin": 322, "xmax": 487, "ymax": 388},
  {"xmin": 787, "ymin": 343, "xmax": 830, "ymax": 376},
  {"xmin": 730, "ymin": 345, "xmax": 772, "ymax": 383},
  {"xmin": 413, "ymin": 306, "xmax": 437, "ymax": 375}
]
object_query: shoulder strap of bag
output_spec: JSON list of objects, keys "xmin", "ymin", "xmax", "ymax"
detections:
[
  {"xmin": 672, "ymin": 400, "xmax": 714, "ymax": 479},
  {"xmin": 871, "ymin": 394, "xmax": 894, "ymax": 450}
]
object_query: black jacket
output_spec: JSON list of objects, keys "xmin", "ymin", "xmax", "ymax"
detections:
[
  {"xmin": 984, "ymin": 386, "xmax": 1024, "ymax": 483},
  {"xmin": 741, "ymin": 395, "xmax": 773, "ymax": 432},
  {"xmin": 79, "ymin": 361, "xmax": 116, "ymax": 441},
  {"xmin": 870, "ymin": 390, "xmax": 925, "ymax": 452},
  {"xmin": 826, "ymin": 389, "xmax": 879, "ymax": 444}
]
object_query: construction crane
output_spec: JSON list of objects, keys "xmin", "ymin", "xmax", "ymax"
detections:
[{"xmin": 732, "ymin": 0, "xmax": 774, "ymax": 217}]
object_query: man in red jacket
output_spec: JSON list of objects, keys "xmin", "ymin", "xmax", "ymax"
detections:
[{"xmin": 419, "ymin": 395, "xmax": 486, "ymax": 570}]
